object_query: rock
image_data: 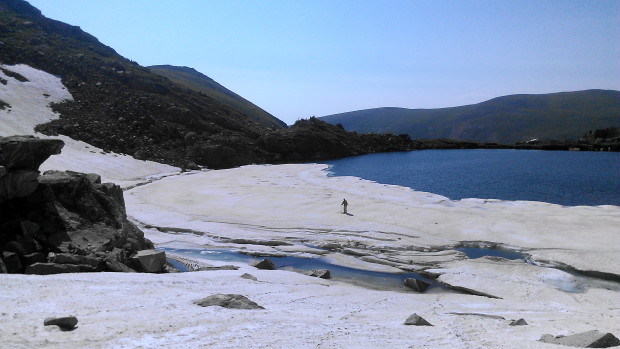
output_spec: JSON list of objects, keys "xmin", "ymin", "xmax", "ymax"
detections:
[
  {"xmin": 240, "ymin": 273, "xmax": 258, "ymax": 281},
  {"xmin": 54, "ymin": 253, "xmax": 101, "ymax": 267},
  {"xmin": 105, "ymin": 259, "xmax": 136, "ymax": 272},
  {"xmin": 19, "ymin": 220, "xmax": 40, "ymax": 236},
  {"xmin": 2, "ymin": 251, "xmax": 22, "ymax": 273},
  {"xmin": 0, "ymin": 170, "xmax": 40, "ymax": 202},
  {"xmin": 25, "ymin": 263, "xmax": 80, "ymax": 275},
  {"xmin": 194, "ymin": 294, "xmax": 264, "ymax": 310},
  {"xmin": 252, "ymin": 258, "xmax": 276, "ymax": 270},
  {"xmin": 0, "ymin": 257, "xmax": 6, "ymax": 273},
  {"xmin": 0, "ymin": 165, "xmax": 6, "ymax": 177},
  {"xmin": 509, "ymin": 318, "xmax": 528, "ymax": 326},
  {"xmin": 44, "ymin": 316, "xmax": 78, "ymax": 331},
  {"xmin": 539, "ymin": 330, "xmax": 620, "ymax": 348},
  {"xmin": 22, "ymin": 252, "xmax": 47, "ymax": 266},
  {"xmin": 404, "ymin": 278, "xmax": 430, "ymax": 292},
  {"xmin": 0, "ymin": 136, "xmax": 64, "ymax": 171},
  {"xmin": 84, "ymin": 173, "xmax": 101, "ymax": 184},
  {"xmin": 305, "ymin": 269, "xmax": 331, "ymax": 279},
  {"xmin": 4, "ymin": 240, "xmax": 27, "ymax": 256},
  {"xmin": 129, "ymin": 249, "xmax": 166, "ymax": 273},
  {"xmin": 404, "ymin": 313, "xmax": 433, "ymax": 326}
]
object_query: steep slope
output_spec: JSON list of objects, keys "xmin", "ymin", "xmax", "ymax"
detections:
[
  {"xmin": 0, "ymin": 0, "xmax": 416, "ymax": 169},
  {"xmin": 320, "ymin": 90, "xmax": 620, "ymax": 143},
  {"xmin": 149, "ymin": 65, "xmax": 286, "ymax": 129}
]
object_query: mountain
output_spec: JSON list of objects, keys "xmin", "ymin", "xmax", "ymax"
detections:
[
  {"xmin": 320, "ymin": 90, "xmax": 620, "ymax": 143},
  {"xmin": 0, "ymin": 0, "xmax": 416, "ymax": 169},
  {"xmin": 148, "ymin": 65, "xmax": 286, "ymax": 129}
]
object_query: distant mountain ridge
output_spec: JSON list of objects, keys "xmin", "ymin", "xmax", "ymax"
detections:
[
  {"xmin": 320, "ymin": 90, "xmax": 620, "ymax": 143},
  {"xmin": 148, "ymin": 65, "xmax": 286, "ymax": 129}
]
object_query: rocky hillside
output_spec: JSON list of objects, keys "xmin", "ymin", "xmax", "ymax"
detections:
[
  {"xmin": 320, "ymin": 90, "xmax": 620, "ymax": 144},
  {"xmin": 0, "ymin": 0, "xmax": 416, "ymax": 169},
  {"xmin": 149, "ymin": 65, "xmax": 287, "ymax": 129}
]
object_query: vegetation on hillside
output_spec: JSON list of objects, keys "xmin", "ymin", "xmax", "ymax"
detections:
[{"xmin": 320, "ymin": 90, "xmax": 620, "ymax": 144}]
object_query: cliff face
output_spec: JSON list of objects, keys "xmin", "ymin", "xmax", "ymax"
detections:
[{"xmin": 0, "ymin": 136, "xmax": 153, "ymax": 274}]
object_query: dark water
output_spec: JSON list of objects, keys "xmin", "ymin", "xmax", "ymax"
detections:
[
  {"xmin": 324, "ymin": 149, "xmax": 620, "ymax": 206},
  {"xmin": 160, "ymin": 247, "xmax": 440, "ymax": 292},
  {"xmin": 456, "ymin": 247, "xmax": 525, "ymax": 260}
]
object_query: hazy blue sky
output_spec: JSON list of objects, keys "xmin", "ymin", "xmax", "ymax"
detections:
[{"xmin": 29, "ymin": 0, "xmax": 620, "ymax": 124}]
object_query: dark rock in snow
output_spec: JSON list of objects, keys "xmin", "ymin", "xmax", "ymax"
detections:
[
  {"xmin": 240, "ymin": 273, "xmax": 258, "ymax": 281},
  {"xmin": 509, "ymin": 318, "xmax": 528, "ymax": 326},
  {"xmin": 539, "ymin": 330, "xmax": 620, "ymax": 348},
  {"xmin": 25, "ymin": 262, "xmax": 80, "ymax": 275},
  {"xmin": 404, "ymin": 313, "xmax": 433, "ymax": 326},
  {"xmin": 404, "ymin": 278, "xmax": 430, "ymax": 292},
  {"xmin": 194, "ymin": 294, "xmax": 264, "ymax": 310},
  {"xmin": 44, "ymin": 316, "xmax": 78, "ymax": 331},
  {"xmin": 252, "ymin": 258, "xmax": 276, "ymax": 270},
  {"xmin": 129, "ymin": 249, "xmax": 166, "ymax": 273},
  {"xmin": 2, "ymin": 251, "xmax": 22, "ymax": 273},
  {"xmin": 305, "ymin": 269, "xmax": 331, "ymax": 279}
]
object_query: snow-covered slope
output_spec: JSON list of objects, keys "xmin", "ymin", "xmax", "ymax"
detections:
[{"xmin": 0, "ymin": 64, "xmax": 179, "ymax": 187}]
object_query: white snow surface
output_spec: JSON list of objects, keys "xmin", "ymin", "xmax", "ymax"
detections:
[
  {"xmin": 1, "ymin": 64, "xmax": 619, "ymax": 348},
  {"xmin": 0, "ymin": 64, "xmax": 179, "ymax": 187}
]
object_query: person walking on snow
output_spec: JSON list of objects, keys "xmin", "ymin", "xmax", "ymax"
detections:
[{"xmin": 341, "ymin": 199, "xmax": 348, "ymax": 214}]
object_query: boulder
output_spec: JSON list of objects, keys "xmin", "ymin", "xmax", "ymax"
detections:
[
  {"xmin": 509, "ymin": 318, "xmax": 528, "ymax": 326},
  {"xmin": 305, "ymin": 269, "xmax": 331, "ymax": 279},
  {"xmin": 105, "ymin": 259, "xmax": 136, "ymax": 273},
  {"xmin": 43, "ymin": 316, "xmax": 78, "ymax": 331},
  {"xmin": 240, "ymin": 273, "xmax": 258, "ymax": 281},
  {"xmin": 0, "ymin": 257, "xmax": 6, "ymax": 273},
  {"xmin": 25, "ymin": 263, "xmax": 80, "ymax": 275},
  {"xmin": 404, "ymin": 278, "xmax": 430, "ymax": 292},
  {"xmin": 0, "ymin": 170, "xmax": 40, "ymax": 202},
  {"xmin": 0, "ymin": 136, "xmax": 63, "ymax": 171},
  {"xmin": 252, "ymin": 258, "xmax": 276, "ymax": 270},
  {"xmin": 129, "ymin": 249, "xmax": 166, "ymax": 273},
  {"xmin": 2, "ymin": 251, "xmax": 22, "ymax": 273},
  {"xmin": 404, "ymin": 313, "xmax": 433, "ymax": 326},
  {"xmin": 194, "ymin": 294, "xmax": 264, "ymax": 310},
  {"xmin": 54, "ymin": 253, "xmax": 101, "ymax": 268},
  {"xmin": 539, "ymin": 330, "xmax": 620, "ymax": 348},
  {"xmin": 23, "ymin": 252, "xmax": 47, "ymax": 266}
]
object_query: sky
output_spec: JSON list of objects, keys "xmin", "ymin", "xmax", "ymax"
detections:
[{"xmin": 28, "ymin": 0, "xmax": 620, "ymax": 125}]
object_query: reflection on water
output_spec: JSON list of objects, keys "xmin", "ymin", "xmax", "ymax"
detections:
[{"xmin": 160, "ymin": 247, "xmax": 443, "ymax": 292}]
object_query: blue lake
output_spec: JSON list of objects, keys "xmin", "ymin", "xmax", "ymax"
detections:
[{"xmin": 324, "ymin": 149, "xmax": 620, "ymax": 206}]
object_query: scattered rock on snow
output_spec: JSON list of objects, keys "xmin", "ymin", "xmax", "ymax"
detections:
[
  {"xmin": 240, "ymin": 273, "xmax": 258, "ymax": 281},
  {"xmin": 44, "ymin": 316, "xmax": 78, "ymax": 331},
  {"xmin": 509, "ymin": 318, "xmax": 528, "ymax": 326},
  {"xmin": 404, "ymin": 313, "xmax": 433, "ymax": 326},
  {"xmin": 194, "ymin": 294, "xmax": 264, "ymax": 310},
  {"xmin": 404, "ymin": 278, "xmax": 430, "ymax": 292},
  {"xmin": 252, "ymin": 258, "xmax": 276, "ymax": 270},
  {"xmin": 129, "ymin": 249, "xmax": 166, "ymax": 273},
  {"xmin": 305, "ymin": 269, "xmax": 331, "ymax": 279},
  {"xmin": 539, "ymin": 330, "xmax": 620, "ymax": 348}
]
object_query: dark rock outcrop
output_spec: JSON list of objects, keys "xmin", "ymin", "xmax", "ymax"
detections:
[
  {"xmin": 539, "ymin": 330, "xmax": 620, "ymax": 348},
  {"xmin": 404, "ymin": 278, "xmax": 430, "ymax": 292},
  {"xmin": 129, "ymin": 249, "xmax": 166, "ymax": 273},
  {"xmin": 0, "ymin": 136, "xmax": 157, "ymax": 274},
  {"xmin": 252, "ymin": 258, "xmax": 276, "ymax": 270},
  {"xmin": 509, "ymin": 318, "xmax": 528, "ymax": 326},
  {"xmin": 194, "ymin": 294, "xmax": 264, "ymax": 310},
  {"xmin": 404, "ymin": 313, "xmax": 433, "ymax": 326},
  {"xmin": 44, "ymin": 316, "xmax": 78, "ymax": 331},
  {"xmin": 305, "ymin": 269, "xmax": 331, "ymax": 279}
]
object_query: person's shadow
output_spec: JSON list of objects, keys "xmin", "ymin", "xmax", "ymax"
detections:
[{"xmin": 343, "ymin": 213, "xmax": 354, "ymax": 216}]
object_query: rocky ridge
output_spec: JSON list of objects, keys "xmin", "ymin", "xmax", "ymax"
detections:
[{"xmin": 0, "ymin": 135, "xmax": 160, "ymax": 274}]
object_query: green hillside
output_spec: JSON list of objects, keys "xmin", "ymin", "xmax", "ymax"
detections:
[
  {"xmin": 320, "ymin": 90, "xmax": 620, "ymax": 143},
  {"xmin": 149, "ymin": 65, "xmax": 287, "ymax": 129}
]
